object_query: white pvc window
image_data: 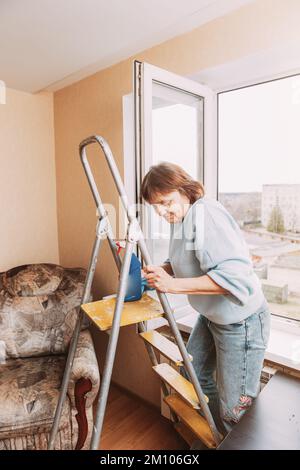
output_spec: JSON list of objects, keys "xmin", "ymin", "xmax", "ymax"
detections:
[{"xmin": 134, "ymin": 61, "xmax": 217, "ymax": 317}]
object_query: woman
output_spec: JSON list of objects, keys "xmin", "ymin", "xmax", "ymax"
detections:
[{"xmin": 141, "ymin": 162, "xmax": 271, "ymax": 437}]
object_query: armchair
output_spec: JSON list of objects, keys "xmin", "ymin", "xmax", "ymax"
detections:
[{"xmin": 0, "ymin": 263, "xmax": 100, "ymax": 450}]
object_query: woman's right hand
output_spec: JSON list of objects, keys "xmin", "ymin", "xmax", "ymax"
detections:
[{"xmin": 143, "ymin": 264, "xmax": 174, "ymax": 277}]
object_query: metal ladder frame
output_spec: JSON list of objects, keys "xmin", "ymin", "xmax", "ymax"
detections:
[{"xmin": 48, "ymin": 135, "xmax": 221, "ymax": 450}]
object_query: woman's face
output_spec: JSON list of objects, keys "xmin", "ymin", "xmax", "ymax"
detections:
[{"xmin": 150, "ymin": 190, "xmax": 191, "ymax": 223}]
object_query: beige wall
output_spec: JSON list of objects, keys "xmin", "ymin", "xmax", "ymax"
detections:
[
  {"xmin": 0, "ymin": 88, "xmax": 58, "ymax": 272},
  {"xmin": 54, "ymin": 0, "xmax": 300, "ymax": 406}
]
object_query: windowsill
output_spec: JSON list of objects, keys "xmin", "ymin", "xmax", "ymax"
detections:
[{"xmin": 176, "ymin": 312, "xmax": 300, "ymax": 372}]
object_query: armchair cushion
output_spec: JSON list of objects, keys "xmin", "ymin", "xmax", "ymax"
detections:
[{"xmin": 0, "ymin": 355, "xmax": 71, "ymax": 441}]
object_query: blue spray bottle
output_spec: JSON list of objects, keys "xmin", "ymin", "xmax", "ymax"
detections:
[
  {"xmin": 124, "ymin": 252, "xmax": 143, "ymax": 302},
  {"xmin": 115, "ymin": 242, "xmax": 154, "ymax": 302}
]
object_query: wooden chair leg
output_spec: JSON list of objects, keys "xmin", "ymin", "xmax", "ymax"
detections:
[{"xmin": 74, "ymin": 378, "xmax": 92, "ymax": 450}]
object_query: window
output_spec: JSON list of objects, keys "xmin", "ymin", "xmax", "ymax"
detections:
[
  {"xmin": 150, "ymin": 82, "xmax": 203, "ymax": 266},
  {"xmin": 134, "ymin": 61, "xmax": 216, "ymax": 319},
  {"xmin": 218, "ymin": 75, "xmax": 300, "ymax": 322}
]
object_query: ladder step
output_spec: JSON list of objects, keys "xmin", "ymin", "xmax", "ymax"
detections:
[
  {"xmin": 81, "ymin": 292, "xmax": 164, "ymax": 331},
  {"xmin": 165, "ymin": 394, "xmax": 216, "ymax": 449},
  {"xmin": 174, "ymin": 421, "xmax": 197, "ymax": 447},
  {"xmin": 152, "ymin": 363, "xmax": 208, "ymax": 409},
  {"xmin": 140, "ymin": 330, "xmax": 193, "ymax": 366}
]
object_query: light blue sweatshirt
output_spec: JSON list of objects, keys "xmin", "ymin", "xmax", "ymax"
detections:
[{"xmin": 164, "ymin": 196, "xmax": 266, "ymax": 325}]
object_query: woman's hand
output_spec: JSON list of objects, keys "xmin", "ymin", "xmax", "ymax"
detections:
[{"xmin": 142, "ymin": 265, "xmax": 175, "ymax": 293}]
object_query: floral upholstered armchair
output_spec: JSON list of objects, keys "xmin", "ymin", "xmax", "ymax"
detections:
[{"xmin": 0, "ymin": 263, "xmax": 100, "ymax": 450}]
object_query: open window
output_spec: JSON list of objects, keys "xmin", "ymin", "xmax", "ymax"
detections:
[
  {"xmin": 218, "ymin": 74, "xmax": 300, "ymax": 326},
  {"xmin": 133, "ymin": 61, "xmax": 217, "ymax": 318}
]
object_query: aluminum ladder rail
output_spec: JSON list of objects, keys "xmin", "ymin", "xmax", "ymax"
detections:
[{"xmin": 48, "ymin": 135, "xmax": 221, "ymax": 450}]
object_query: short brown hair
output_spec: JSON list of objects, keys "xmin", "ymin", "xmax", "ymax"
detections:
[{"xmin": 140, "ymin": 162, "xmax": 205, "ymax": 204}]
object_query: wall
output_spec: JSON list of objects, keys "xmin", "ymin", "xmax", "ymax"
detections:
[
  {"xmin": 53, "ymin": 0, "xmax": 300, "ymax": 406},
  {"xmin": 0, "ymin": 88, "xmax": 58, "ymax": 271}
]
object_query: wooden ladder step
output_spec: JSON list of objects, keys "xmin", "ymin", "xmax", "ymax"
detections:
[
  {"xmin": 174, "ymin": 421, "xmax": 197, "ymax": 447},
  {"xmin": 165, "ymin": 394, "xmax": 216, "ymax": 449},
  {"xmin": 152, "ymin": 363, "xmax": 208, "ymax": 409},
  {"xmin": 81, "ymin": 292, "xmax": 164, "ymax": 331},
  {"xmin": 140, "ymin": 330, "xmax": 193, "ymax": 366}
]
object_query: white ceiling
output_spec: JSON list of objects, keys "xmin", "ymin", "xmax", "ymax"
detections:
[
  {"xmin": 0, "ymin": 0, "xmax": 253, "ymax": 93},
  {"xmin": 191, "ymin": 40, "xmax": 300, "ymax": 92}
]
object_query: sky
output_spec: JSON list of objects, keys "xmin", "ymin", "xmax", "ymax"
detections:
[
  {"xmin": 152, "ymin": 101, "xmax": 201, "ymax": 237},
  {"xmin": 152, "ymin": 102, "xmax": 200, "ymax": 178},
  {"xmin": 218, "ymin": 75, "xmax": 300, "ymax": 193},
  {"xmin": 151, "ymin": 74, "xmax": 300, "ymax": 195}
]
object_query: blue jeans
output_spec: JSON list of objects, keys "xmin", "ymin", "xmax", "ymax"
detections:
[{"xmin": 180, "ymin": 300, "xmax": 271, "ymax": 435}]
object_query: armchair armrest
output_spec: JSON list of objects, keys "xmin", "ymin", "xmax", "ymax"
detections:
[{"xmin": 67, "ymin": 329, "xmax": 100, "ymax": 409}]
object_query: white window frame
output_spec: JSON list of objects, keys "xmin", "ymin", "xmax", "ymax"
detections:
[
  {"xmin": 140, "ymin": 62, "xmax": 217, "ymax": 200},
  {"xmin": 193, "ymin": 64, "xmax": 300, "ymax": 366},
  {"xmin": 123, "ymin": 61, "xmax": 300, "ymax": 340},
  {"xmin": 138, "ymin": 62, "xmax": 218, "ymax": 261},
  {"xmin": 132, "ymin": 61, "xmax": 217, "ymax": 328},
  {"xmin": 216, "ymin": 71, "xmax": 300, "ymax": 332}
]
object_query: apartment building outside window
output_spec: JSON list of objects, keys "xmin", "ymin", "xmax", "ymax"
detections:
[{"xmin": 218, "ymin": 75, "xmax": 300, "ymax": 322}]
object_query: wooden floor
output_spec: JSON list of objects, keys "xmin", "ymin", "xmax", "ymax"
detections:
[{"xmin": 97, "ymin": 384, "xmax": 189, "ymax": 450}]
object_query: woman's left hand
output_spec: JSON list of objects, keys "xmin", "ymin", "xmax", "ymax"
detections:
[{"xmin": 142, "ymin": 265, "xmax": 175, "ymax": 293}]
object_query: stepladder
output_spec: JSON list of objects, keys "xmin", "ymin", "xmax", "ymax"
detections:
[{"xmin": 48, "ymin": 135, "xmax": 222, "ymax": 450}]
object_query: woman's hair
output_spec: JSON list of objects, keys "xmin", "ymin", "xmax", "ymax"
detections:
[{"xmin": 140, "ymin": 162, "xmax": 205, "ymax": 204}]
